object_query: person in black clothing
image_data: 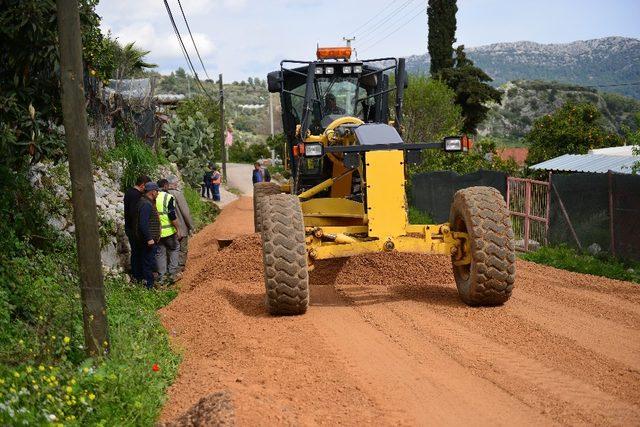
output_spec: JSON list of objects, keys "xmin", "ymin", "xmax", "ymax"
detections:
[
  {"xmin": 123, "ymin": 175, "xmax": 150, "ymax": 282},
  {"xmin": 202, "ymin": 165, "xmax": 213, "ymax": 199},
  {"xmin": 135, "ymin": 182, "xmax": 161, "ymax": 289},
  {"xmin": 252, "ymin": 162, "xmax": 271, "ymax": 184}
]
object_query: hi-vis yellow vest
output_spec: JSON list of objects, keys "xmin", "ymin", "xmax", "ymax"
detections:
[{"xmin": 156, "ymin": 191, "xmax": 176, "ymax": 238}]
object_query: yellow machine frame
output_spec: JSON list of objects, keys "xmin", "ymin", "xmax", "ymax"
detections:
[{"xmin": 292, "ymin": 119, "xmax": 471, "ymax": 269}]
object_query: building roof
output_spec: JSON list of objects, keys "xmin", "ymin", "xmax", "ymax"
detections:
[
  {"xmin": 589, "ymin": 145, "xmax": 638, "ymax": 156},
  {"xmin": 530, "ymin": 153, "xmax": 637, "ymax": 174}
]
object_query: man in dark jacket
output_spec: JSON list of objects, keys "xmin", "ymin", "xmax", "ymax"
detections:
[
  {"xmin": 124, "ymin": 175, "xmax": 149, "ymax": 282},
  {"xmin": 202, "ymin": 165, "xmax": 213, "ymax": 199},
  {"xmin": 135, "ymin": 182, "xmax": 161, "ymax": 289},
  {"xmin": 252, "ymin": 162, "xmax": 271, "ymax": 184}
]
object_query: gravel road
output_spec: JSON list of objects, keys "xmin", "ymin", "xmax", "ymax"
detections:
[{"xmin": 159, "ymin": 196, "xmax": 640, "ymax": 426}]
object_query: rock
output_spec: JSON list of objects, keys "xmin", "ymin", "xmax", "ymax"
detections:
[
  {"xmin": 587, "ymin": 243, "xmax": 602, "ymax": 256},
  {"xmin": 47, "ymin": 216, "xmax": 67, "ymax": 231}
]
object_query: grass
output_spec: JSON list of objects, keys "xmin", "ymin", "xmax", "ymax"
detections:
[
  {"xmin": 521, "ymin": 245, "xmax": 640, "ymax": 283},
  {"xmin": 408, "ymin": 206, "xmax": 434, "ymax": 224},
  {"xmin": 183, "ymin": 185, "xmax": 220, "ymax": 230},
  {"xmin": 226, "ymin": 186, "xmax": 242, "ymax": 196}
]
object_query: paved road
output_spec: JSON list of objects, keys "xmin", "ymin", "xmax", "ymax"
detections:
[
  {"xmin": 224, "ymin": 163, "xmax": 254, "ymax": 196},
  {"xmin": 160, "ymin": 197, "xmax": 640, "ymax": 426}
]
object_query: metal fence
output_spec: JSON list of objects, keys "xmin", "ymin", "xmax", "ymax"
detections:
[
  {"xmin": 506, "ymin": 177, "xmax": 549, "ymax": 251},
  {"xmin": 411, "ymin": 170, "xmax": 640, "ymax": 261}
]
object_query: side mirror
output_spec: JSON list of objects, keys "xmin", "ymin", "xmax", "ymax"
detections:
[{"xmin": 267, "ymin": 71, "xmax": 282, "ymax": 93}]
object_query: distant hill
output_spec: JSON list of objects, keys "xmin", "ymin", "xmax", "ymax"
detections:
[
  {"xmin": 405, "ymin": 37, "xmax": 640, "ymax": 99},
  {"xmin": 478, "ymin": 80, "xmax": 640, "ymax": 138}
]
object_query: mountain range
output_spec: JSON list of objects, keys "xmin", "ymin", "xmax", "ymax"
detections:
[{"xmin": 405, "ymin": 37, "xmax": 640, "ymax": 99}]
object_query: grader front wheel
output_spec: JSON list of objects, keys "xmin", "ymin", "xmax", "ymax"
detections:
[
  {"xmin": 449, "ymin": 186, "xmax": 516, "ymax": 306},
  {"xmin": 260, "ymin": 194, "xmax": 309, "ymax": 315},
  {"xmin": 253, "ymin": 182, "xmax": 281, "ymax": 232}
]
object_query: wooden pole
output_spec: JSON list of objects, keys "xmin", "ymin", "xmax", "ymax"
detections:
[
  {"xmin": 218, "ymin": 73, "xmax": 227, "ymax": 182},
  {"xmin": 56, "ymin": 0, "xmax": 110, "ymax": 356}
]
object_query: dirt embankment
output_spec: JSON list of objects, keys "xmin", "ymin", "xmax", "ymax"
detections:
[{"xmin": 159, "ymin": 196, "xmax": 640, "ymax": 426}]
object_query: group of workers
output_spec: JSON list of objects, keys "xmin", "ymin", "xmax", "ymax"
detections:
[
  {"xmin": 202, "ymin": 164, "xmax": 222, "ymax": 201},
  {"xmin": 124, "ymin": 175, "xmax": 193, "ymax": 289}
]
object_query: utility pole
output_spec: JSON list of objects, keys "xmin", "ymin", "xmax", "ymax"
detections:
[
  {"xmin": 343, "ymin": 36, "xmax": 356, "ymax": 47},
  {"xmin": 56, "ymin": 0, "xmax": 109, "ymax": 357},
  {"xmin": 218, "ymin": 73, "xmax": 227, "ymax": 182}
]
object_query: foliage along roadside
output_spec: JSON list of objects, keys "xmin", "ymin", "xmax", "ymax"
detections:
[{"xmin": 521, "ymin": 245, "xmax": 640, "ymax": 284}]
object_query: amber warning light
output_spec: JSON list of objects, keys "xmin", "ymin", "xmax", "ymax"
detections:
[{"xmin": 316, "ymin": 46, "xmax": 352, "ymax": 60}]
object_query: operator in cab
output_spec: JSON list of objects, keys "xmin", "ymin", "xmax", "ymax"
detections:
[{"xmin": 323, "ymin": 93, "xmax": 345, "ymax": 115}]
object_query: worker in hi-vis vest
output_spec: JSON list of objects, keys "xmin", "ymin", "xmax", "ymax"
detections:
[{"xmin": 155, "ymin": 179, "xmax": 182, "ymax": 283}]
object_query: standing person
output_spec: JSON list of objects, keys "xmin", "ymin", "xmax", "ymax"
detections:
[
  {"xmin": 135, "ymin": 182, "xmax": 161, "ymax": 289},
  {"xmin": 156, "ymin": 179, "xmax": 181, "ymax": 283},
  {"xmin": 211, "ymin": 165, "xmax": 221, "ymax": 202},
  {"xmin": 166, "ymin": 175, "xmax": 193, "ymax": 274},
  {"xmin": 202, "ymin": 165, "xmax": 213, "ymax": 199},
  {"xmin": 123, "ymin": 175, "xmax": 149, "ymax": 282},
  {"xmin": 252, "ymin": 162, "xmax": 271, "ymax": 184}
]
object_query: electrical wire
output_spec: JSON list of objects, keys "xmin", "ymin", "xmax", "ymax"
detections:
[
  {"xmin": 176, "ymin": 0, "xmax": 211, "ymax": 80},
  {"xmin": 358, "ymin": 5, "xmax": 427, "ymax": 55},
  {"xmin": 350, "ymin": 0, "xmax": 399, "ymax": 37},
  {"xmin": 162, "ymin": 0, "xmax": 215, "ymax": 101},
  {"xmin": 354, "ymin": 0, "xmax": 416, "ymax": 43}
]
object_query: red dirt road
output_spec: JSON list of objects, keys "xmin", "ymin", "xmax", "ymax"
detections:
[{"xmin": 159, "ymin": 197, "xmax": 640, "ymax": 426}]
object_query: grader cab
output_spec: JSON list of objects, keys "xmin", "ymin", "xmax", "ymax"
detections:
[{"xmin": 255, "ymin": 46, "xmax": 515, "ymax": 315}]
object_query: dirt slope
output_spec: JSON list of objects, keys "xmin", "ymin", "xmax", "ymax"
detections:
[{"xmin": 159, "ymin": 196, "xmax": 640, "ymax": 426}]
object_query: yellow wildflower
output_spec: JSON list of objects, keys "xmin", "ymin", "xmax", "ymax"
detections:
[
  {"xmin": 26, "ymin": 366, "xmax": 33, "ymax": 373},
  {"xmin": 13, "ymin": 371, "xmax": 20, "ymax": 378},
  {"xmin": 39, "ymin": 365, "xmax": 45, "ymax": 372},
  {"xmin": 82, "ymin": 367, "xmax": 89, "ymax": 374},
  {"xmin": 88, "ymin": 393, "xmax": 96, "ymax": 401},
  {"xmin": 66, "ymin": 386, "xmax": 72, "ymax": 394},
  {"xmin": 63, "ymin": 336, "xmax": 70, "ymax": 344}
]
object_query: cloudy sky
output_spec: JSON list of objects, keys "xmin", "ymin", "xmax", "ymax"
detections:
[{"xmin": 97, "ymin": 0, "xmax": 640, "ymax": 81}]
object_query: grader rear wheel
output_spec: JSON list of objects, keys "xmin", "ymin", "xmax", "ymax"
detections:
[
  {"xmin": 253, "ymin": 182, "xmax": 281, "ymax": 232},
  {"xmin": 260, "ymin": 194, "xmax": 309, "ymax": 315},
  {"xmin": 449, "ymin": 186, "xmax": 516, "ymax": 306}
]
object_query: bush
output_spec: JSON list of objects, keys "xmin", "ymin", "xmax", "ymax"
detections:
[
  {"xmin": 404, "ymin": 76, "xmax": 463, "ymax": 143},
  {"xmin": 183, "ymin": 186, "xmax": 219, "ymax": 230},
  {"xmin": 228, "ymin": 140, "xmax": 270, "ymax": 163},
  {"xmin": 105, "ymin": 128, "xmax": 167, "ymax": 190},
  {"xmin": 162, "ymin": 112, "xmax": 218, "ymax": 187},
  {"xmin": 521, "ymin": 245, "xmax": 640, "ymax": 283},
  {"xmin": 525, "ymin": 102, "xmax": 624, "ymax": 166}
]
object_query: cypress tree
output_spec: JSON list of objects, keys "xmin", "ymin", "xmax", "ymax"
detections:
[{"xmin": 427, "ymin": 0, "xmax": 458, "ymax": 75}]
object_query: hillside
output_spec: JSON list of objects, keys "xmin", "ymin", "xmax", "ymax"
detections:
[
  {"xmin": 478, "ymin": 80, "xmax": 640, "ymax": 138},
  {"xmin": 405, "ymin": 37, "xmax": 640, "ymax": 99}
]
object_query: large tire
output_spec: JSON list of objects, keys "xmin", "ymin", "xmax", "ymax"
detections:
[
  {"xmin": 253, "ymin": 182, "xmax": 281, "ymax": 232},
  {"xmin": 260, "ymin": 194, "xmax": 309, "ymax": 315},
  {"xmin": 449, "ymin": 186, "xmax": 516, "ymax": 306}
]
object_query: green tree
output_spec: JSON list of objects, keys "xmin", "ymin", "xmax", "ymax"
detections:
[
  {"xmin": 266, "ymin": 133, "xmax": 287, "ymax": 160},
  {"xmin": 109, "ymin": 41, "xmax": 157, "ymax": 79},
  {"xmin": 525, "ymin": 102, "xmax": 624, "ymax": 166},
  {"xmin": 427, "ymin": 0, "xmax": 458, "ymax": 74},
  {"xmin": 437, "ymin": 46, "xmax": 502, "ymax": 134},
  {"xmin": 0, "ymin": 0, "xmax": 115, "ymax": 167},
  {"xmin": 404, "ymin": 76, "xmax": 463, "ymax": 142}
]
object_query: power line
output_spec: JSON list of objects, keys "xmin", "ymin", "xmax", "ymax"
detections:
[
  {"xmin": 350, "ymin": 0, "xmax": 399, "ymax": 37},
  {"xmin": 176, "ymin": 0, "xmax": 211, "ymax": 80},
  {"xmin": 358, "ymin": 5, "xmax": 426, "ymax": 54},
  {"xmin": 355, "ymin": 0, "xmax": 416, "ymax": 44},
  {"xmin": 162, "ymin": 0, "xmax": 215, "ymax": 100}
]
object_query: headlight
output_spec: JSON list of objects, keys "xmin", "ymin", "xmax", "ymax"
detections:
[
  {"xmin": 342, "ymin": 66, "xmax": 352, "ymax": 74},
  {"xmin": 443, "ymin": 136, "xmax": 462, "ymax": 152},
  {"xmin": 315, "ymin": 67, "xmax": 323, "ymax": 75},
  {"xmin": 304, "ymin": 143, "xmax": 323, "ymax": 157},
  {"xmin": 324, "ymin": 66, "xmax": 334, "ymax": 75},
  {"xmin": 353, "ymin": 65, "xmax": 362, "ymax": 74}
]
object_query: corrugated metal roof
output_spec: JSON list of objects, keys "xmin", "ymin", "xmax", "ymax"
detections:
[{"xmin": 530, "ymin": 154, "xmax": 637, "ymax": 174}]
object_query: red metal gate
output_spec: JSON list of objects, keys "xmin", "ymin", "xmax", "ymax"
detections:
[{"xmin": 506, "ymin": 177, "xmax": 550, "ymax": 251}]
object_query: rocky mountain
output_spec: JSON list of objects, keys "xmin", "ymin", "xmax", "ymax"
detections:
[
  {"xmin": 478, "ymin": 80, "xmax": 640, "ymax": 138},
  {"xmin": 405, "ymin": 37, "xmax": 640, "ymax": 99}
]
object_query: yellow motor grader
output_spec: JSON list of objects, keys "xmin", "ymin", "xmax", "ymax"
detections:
[{"xmin": 255, "ymin": 46, "xmax": 515, "ymax": 315}]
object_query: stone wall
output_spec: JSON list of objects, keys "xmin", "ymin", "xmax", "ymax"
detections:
[{"xmin": 29, "ymin": 160, "xmax": 182, "ymax": 274}]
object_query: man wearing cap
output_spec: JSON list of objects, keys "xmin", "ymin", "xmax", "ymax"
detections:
[
  {"xmin": 135, "ymin": 182, "xmax": 161, "ymax": 289},
  {"xmin": 156, "ymin": 179, "xmax": 182, "ymax": 283},
  {"xmin": 166, "ymin": 175, "xmax": 193, "ymax": 273},
  {"xmin": 124, "ymin": 175, "xmax": 149, "ymax": 282}
]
